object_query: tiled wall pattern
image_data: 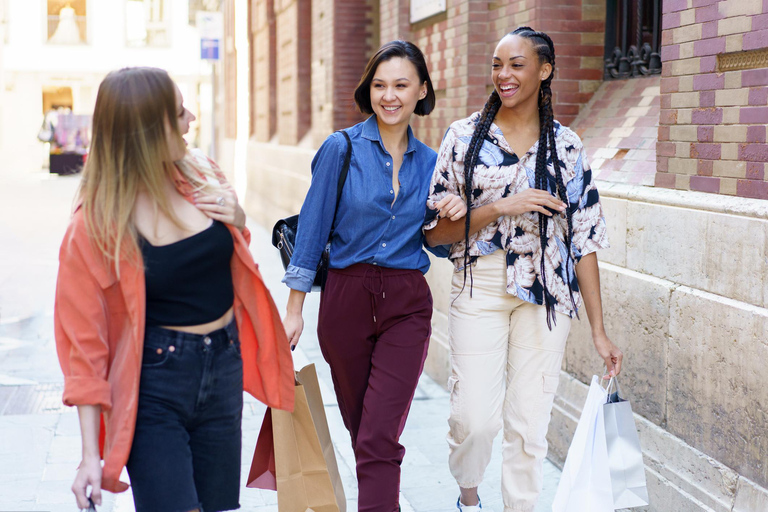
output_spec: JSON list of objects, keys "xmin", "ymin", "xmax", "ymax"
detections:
[
  {"xmin": 572, "ymin": 77, "xmax": 661, "ymax": 186},
  {"xmin": 657, "ymin": 0, "xmax": 768, "ymax": 199}
]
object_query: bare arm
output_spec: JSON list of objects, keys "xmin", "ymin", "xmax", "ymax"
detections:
[
  {"xmin": 72, "ymin": 404, "xmax": 103, "ymax": 508},
  {"xmin": 575, "ymin": 252, "xmax": 623, "ymax": 377},
  {"xmin": 283, "ymin": 289, "xmax": 307, "ymax": 350},
  {"xmin": 425, "ymin": 188, "xmax": 567, "ymax": 247}
]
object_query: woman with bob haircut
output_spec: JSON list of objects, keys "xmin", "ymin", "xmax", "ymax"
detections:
[
  {"xmin": 54, "ymin": 67, "xmax": 294, "ymax": 512},
  {"xmin": 424, "ymin": 28, "xmax": 623, "ymax": 511},
  {"xmin": 282, "ymin": 41, "xmax": 466, "ymax": 511}
]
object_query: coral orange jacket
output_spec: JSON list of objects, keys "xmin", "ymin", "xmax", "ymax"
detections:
[{"xmin": 54, "ymin": 171, "xmax": 295, "ymax": 493}]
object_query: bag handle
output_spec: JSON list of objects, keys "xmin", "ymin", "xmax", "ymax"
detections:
[
  {"xmin": 326, "ymin": 130, "xmax": 352, "ymax": 245},
  {"xmin": 601, "ymin": 374, "xmax": 624, "ymax": 403}
]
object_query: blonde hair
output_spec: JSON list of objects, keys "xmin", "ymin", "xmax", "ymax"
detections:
[{"xmin": 78, "ymin": 67, "xmax": 215, "ymax": 275}]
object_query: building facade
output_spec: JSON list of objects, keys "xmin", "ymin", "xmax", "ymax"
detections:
[
  {"xmin": 0, "ymin": 0, "xmax": 219, "ymax": 173},
  {"xmin": 220, "ymin": 1, "xmax": 768, "ymax": 510}
]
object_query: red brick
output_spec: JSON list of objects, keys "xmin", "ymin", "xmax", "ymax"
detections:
[
  {"xmin": 740, "ymin": 107, "xmax": 768, "ymax": 124},
  {"xmin": 701, "ymin": 21, "xmax": 718, "ymax": 39},
  {"xmin": 744, "ymin": 29, "xmax": 768, "ymax": 52},
  {"xmin": 663, "ymin": 12, "xmax": 682, "ymax": 30},
  {"xmin": 695, "ymin": 4, "xmax": 722, "ymax": 23},
  {"xmin": 691, "ymin": 143, "xmax": 721, "ymax": 159},
  {"xmin": 747, "ymin": 126, "xmax": 767, "ymax": 143},
  {"xmin": 661, "ymin": 94, "xmax": 672, "ymax": 108},
  {"xmin": 693, "ymin": 73, "xmax": 725, "ymax": 90},
  {"xmin": 693, "ymin": 0, "xmax": 720, "ymax": 6},
  {"xmin": 746, "ymin": 162, "xmax": 765, "ymax": 180},
  {"xmin": 661, "ymin": 45, "xmax": 681, "ymax": 62},
  {"xmin": 663, "ymin": 0, "xmax": 689, "ymax": 13},
  {"xmin": 698, "ymin": 159, "xmax": 714, "ymax": 176},
  {"xmin": 661, "ymin": 77, "xmax": 680, "ymax": 93},
  {"xmin": 699, "ymin": 56, "xmax": 717, "ymax": 73},
  {"xmin": 660, "ymin": 109, "xmax": 678, "ymax": 125},
  {"xmin": 690, "ymin": 176, "xmax": 721, "ymax": 193},
  {"xmin": 743, "ymin": 69, "xmax": 768, "ymax": 87},
  {"xmin": 748, "ymin": 87, "xmax": 768, "ymax": 105},
  {"xmin": 692, "ymin": 107, "xmax": 723, "ymax": 124},
  {"xmin": 694, "ymin": 37, "xmax": 726, "ymax": 57},
  {"xmin": 739, "ymin": 144, "xmax": 768, "ymax": 161},
  {"xmin": 737, "ymin": 179, "xmax": 768, "ymax": 199},
  {"xmin": 659, "ymin": 125, "xmax": 671, "ymax": 141},
  {"xmin": 753, "ymin": 13, "xmax": 768, "ymax": 31},
  {"xmin": 698, "ymin": 125, "xmax": 714, "ymax": 142},
  {"xmin": 700, "ymin": 90, "xmax": 716, "ymax": 107},
  {"xmin": 655, "ymin": 171, "xmax": 676, "ymax": 188}
]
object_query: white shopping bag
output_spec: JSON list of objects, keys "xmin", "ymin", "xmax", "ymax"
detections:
[
  {"xmin": 552, "ymin": 375, "xmax": 614, "ymax": 512},
  {"xmin": 603, "ymin": 379, "xmax": 649, "ymax": 508}
]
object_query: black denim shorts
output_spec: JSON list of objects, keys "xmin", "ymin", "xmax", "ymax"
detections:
[{"xmin": 126, "ymin": 321, "xmax": 243, "ymax": 512}]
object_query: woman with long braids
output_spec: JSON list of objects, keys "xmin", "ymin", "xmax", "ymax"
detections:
[{"xmin": 424, "ymin": 27, "xmax": 624, "ymax": 511}]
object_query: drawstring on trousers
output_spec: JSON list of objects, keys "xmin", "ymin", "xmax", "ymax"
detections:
[{"xmin": 363, "ymin": 266, "xmax": 385, "ymax": 323}]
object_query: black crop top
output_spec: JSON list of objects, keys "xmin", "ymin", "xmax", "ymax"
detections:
[{"xmin": 140, "ymin": 220, "xmax": 234, "ymax": 327}]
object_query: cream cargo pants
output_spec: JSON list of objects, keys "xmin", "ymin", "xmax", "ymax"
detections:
[{"xmin": 447, "ymin": 250, "xmax": 571, "ymax": 512}]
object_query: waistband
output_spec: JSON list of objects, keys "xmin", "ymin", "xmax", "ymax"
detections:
[
  {"xmin": 144, "ymin": 318, "xmax": 238, "ymax": 347},
  {"xmin": 330, "ymin": 263, "xmax": 422, "ymax": 277}
]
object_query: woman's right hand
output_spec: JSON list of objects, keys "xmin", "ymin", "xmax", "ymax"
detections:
[
  {"xmin": 72, "ymin": 455, "xmax": 102, "ymax": 509},
  {"xmin": 494, "ymin": 188, "xmax": 566, "ymax": 217},
  {"xmin": 283, "ymin": 311, "xmax": 304, "ymax": 351}
]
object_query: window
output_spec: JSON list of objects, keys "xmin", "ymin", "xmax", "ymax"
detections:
[
  {"xmin": 604, "ymin": 0, "xmax": 662, "ymax": 79},
  {"xmin": 126, "ymin": 0, "xmax": 171, "ymax": 47},
  {"xmin": 47, "ymin": 0, "xmax": 87, "ymax": 45},
  {"xmin": 1, "ymin": 0, "xmax": 8, "ymax": 44}
]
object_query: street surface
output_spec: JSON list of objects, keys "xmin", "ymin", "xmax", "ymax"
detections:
[{"xmin": 0, "ymin": 166, "xmax": 561, "ymax": 511}]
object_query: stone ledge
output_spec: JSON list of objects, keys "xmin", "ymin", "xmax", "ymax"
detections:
[
  {"xmin": 548, "ymin": 372, "xmax": 768, "ymax": 512},
  {"xmin": 597, "ymin": 181, "xmax": 768, "ymax": 220}
]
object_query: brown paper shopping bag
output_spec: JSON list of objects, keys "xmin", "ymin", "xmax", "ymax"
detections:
[
  {"xmin": 247, "ymin": 364, "xmax": 346, "ymax": 512},
  {"xmin": 247, "ymin": 408, "xmax": 277, "ymax": 490}
]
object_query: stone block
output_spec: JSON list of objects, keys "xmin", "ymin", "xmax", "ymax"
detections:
[
  {"xmin": 733, "ymin": 475, "xmax": 768, "ymax": 512},
  {"xmin": 564, "ymin": 264, "xmax": 670, "ymax": 426},
  {"xmin": 625, "ymin": 201, "xmax": 768, "ymax": 308},
  {"xmin": 667, "ymin": 286, "xmax": 768, "ymax": 489},
  {"xmin": 599, "ymin": 197, "xmax": 627, "ymax": 267}
]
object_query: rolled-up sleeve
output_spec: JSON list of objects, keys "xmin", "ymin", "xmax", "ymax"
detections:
[
  {"xmin": 54, "ymin": 231, "xmax": 112, "ymax": 411},
  {"xmin": 424, "ymin": 128, "xmax": 461, "ymax": 231},
  {"xmin": 281, "ymin": 133, "xmax": 345, "ymax": 292}
]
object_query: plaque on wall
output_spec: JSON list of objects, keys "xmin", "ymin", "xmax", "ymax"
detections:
[{"xmin": 410, "ymin": 0, "xmax": 446, "ymax": 24}]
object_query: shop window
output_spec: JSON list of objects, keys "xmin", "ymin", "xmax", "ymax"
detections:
[
  {"xmin": 604, "ymin": 0, "xmax": 661, "ymax": 79},
  {"xmin": 47, "ymin": 0, "xmax": 87, "ymax": 45},
  {"xmin": 1, "ymin": 0, "xmax": 8, "ymax": 44},
  {"xmin": 126, "ymin": 0, "xmax": 171, "ymax": 47}
]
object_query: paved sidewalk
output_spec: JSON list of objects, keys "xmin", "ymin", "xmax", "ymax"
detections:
[{"xmin": 0, "ymin": 168, "xmax": 561, "ymax": 512}]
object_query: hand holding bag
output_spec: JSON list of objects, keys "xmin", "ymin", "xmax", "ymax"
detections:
[
  {"xmin": 272, "ymin": 131, "xmax": 352, "ymax": 291},
  {"xmin": 247, "ymin": 364, "xmax": 346, "ymax": 512}
]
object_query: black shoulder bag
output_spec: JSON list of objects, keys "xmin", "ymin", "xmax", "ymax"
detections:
[{"xmin": 271, "ymin": 130, "xmax": 352, "ymax": 291}]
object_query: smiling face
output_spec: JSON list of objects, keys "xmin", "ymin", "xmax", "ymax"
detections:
[
  {"xmin": 492, "ymin": 34, "xmax": 552, "ymax": 112},
  {"xmin": 369, "ymin": 57, "xmax": 427, "ymax": 129}
]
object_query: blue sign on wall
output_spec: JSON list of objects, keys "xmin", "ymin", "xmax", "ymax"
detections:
[{"xmin": 201, "ymin": 38, "xmax": 220, "ymax": 61}]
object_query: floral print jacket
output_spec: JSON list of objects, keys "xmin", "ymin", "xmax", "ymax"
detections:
[{"xmin": 425, "ymin": 111, "xmax": 609, "ymax": 317}]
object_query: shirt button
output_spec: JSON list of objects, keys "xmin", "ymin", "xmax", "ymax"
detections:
[
  {"xmin": 386, "ymin": 162, "xmax": 391, "ymax": 167},
  {"xmin": 168, "ymin": 346, "xmax": 176, "ymax": 352},
  {"xmin": 390, "ymin": 190, "xmax": 394, "ymax": 194},
  {"xmin": 373, "ymin": 262, "xmax": 378, "ymax": 265},
  {"xmin": 382, "ymin": 243, "xmax": 387, "ymax": 248},
  {"xmin": 391, "ymin": 215, "xmax": 396, "ymax": 220},
  {"xmin": 203, "ymin": 336, "xmax": 212, "ymax": 346}
]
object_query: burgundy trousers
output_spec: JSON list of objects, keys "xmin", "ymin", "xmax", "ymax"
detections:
[{"xmin": 318, "ymin": 264, "xmax": 433, "ymax": 512}]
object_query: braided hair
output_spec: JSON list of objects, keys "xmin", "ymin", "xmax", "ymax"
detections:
[{"xmin": 459, "ymin": 27, "xmax": 578, "ymax": 329}]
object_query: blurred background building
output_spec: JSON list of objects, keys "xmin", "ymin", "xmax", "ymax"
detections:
[
  {"xmin": 0, "ymin": 0, "xmax": 225, "ymax": 173},
  {"xmin": 214, "ymin": 1, "xmax": 768, "ymax": 511}
]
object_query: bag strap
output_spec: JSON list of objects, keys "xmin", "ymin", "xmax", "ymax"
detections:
[{"xmin": 327, "ymin": 130, "xmax": 352, "ymax": 243}]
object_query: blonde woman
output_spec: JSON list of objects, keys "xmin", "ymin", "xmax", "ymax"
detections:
[{"xmin": 54, "ymin": 67, "xmax": 294, "ymax": 512}]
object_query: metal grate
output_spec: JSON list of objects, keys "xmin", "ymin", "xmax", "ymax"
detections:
[
  {"xmin": 604, "ymin": 0, "xmax": 662, "ymax": 80},
  {"xmin": 717, "ymin": 48, "xmax": 768, "ymax": 73},
  {"xmin": 0, "ymin": 383, "xmax": 66, "ymax": 415}
]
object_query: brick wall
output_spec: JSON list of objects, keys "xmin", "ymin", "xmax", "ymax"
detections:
[
  {"xmin": 276, "ymin": 0, "xmax": 312, "ymax": 145},
  {"xmin": 251, "ymin": 0, "xmax": 277, "ymax": 141},
  {"xmin": 379, "ymin": 0, "xmax": 606, "ymax": 149},
  {"xmin": 657, "ymin": 0, "xmax": 768, "ymax": 199}
]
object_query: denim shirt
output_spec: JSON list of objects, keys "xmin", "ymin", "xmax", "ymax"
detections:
[{"xmin": 283, "ymin": 115, "xmax": 438, "ymax": 292}]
